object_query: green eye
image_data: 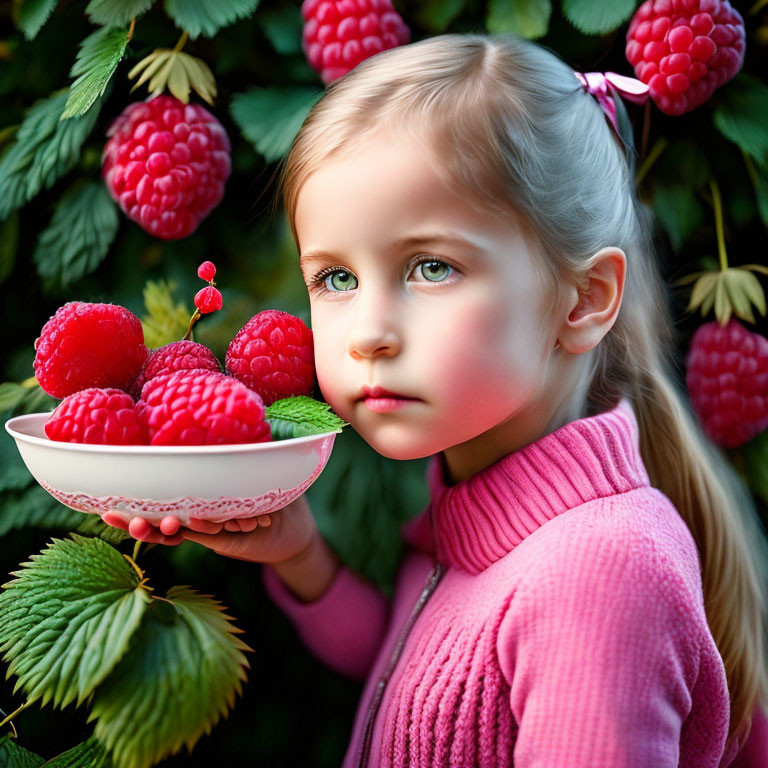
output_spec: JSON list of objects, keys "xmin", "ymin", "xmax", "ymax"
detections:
[
  {"xmin": 328, "ymin": 270, "xmax": 357, "ymax": 291},
  {"xmin": 419, "ymin": 261, "xmax": 452, "ymax": 282}
]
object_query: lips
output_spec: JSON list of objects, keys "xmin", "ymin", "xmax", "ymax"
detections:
[{"xmin": 357, "ymin": 385, "xmax": 417, "ymax": 401}]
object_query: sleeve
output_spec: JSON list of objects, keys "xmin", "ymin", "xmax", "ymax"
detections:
[
  {"xmin": 729, "ymin": 704, "xmax": 768, "ymax": 768},
  {"xmin": 261, "ymin": 562, "xmax": 390, "ymax": 681},
  {"xmin": 496, "ymin": 530, "xmax": 710, "ymax": 768}
]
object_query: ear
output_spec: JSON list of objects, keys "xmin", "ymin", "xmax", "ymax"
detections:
[{"xmin": 557, "ymin": 247, "xmax": 626, "ymax": 354}]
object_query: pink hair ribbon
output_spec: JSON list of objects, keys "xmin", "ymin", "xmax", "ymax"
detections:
[{"xmin": 573, "ymin": 71, "xmax": 650, "ymax": 134}]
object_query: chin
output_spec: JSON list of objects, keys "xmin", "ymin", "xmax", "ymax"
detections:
[{"xmin": 361, "ymin": 426, "xmax": 441, "ymax": 461}]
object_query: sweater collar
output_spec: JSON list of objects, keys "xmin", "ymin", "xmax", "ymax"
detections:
[{"xmin": 401, "ymin": 396, "xmax": 651, "ymax": 574}]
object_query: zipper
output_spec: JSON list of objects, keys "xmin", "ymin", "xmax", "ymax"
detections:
[{"xmin": 357, "ymin": 560, "xmax": 445, "ymax": 768}]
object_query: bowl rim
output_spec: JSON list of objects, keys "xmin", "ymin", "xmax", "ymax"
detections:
[{"xmin": 5, "ymin": 412, "xmax": 340, "ymax": 455}]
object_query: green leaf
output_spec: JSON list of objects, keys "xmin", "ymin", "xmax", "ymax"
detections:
[
  {"xmin": 88, "ymin": 586, "xmax": 252, "ymax": 768},
  {"xmin": 0, "ymin": 485, "xmax": 84, "ymax": 537},
  {"xmin": 33, "ymin": 181, "xmax": 119, "ymax": 293},
  {"xmin": 0, "ymin": 734, "xmax": 44, "ymax": 767},
  {"xmin": 164, "ymin": 0, "xmax": 260, "ymax": 39},
  {"xmin": 265, "ymin": 396, "xmax": 348, "ymax": 440},
  {"xmin": 15, "ymin": 0, "xmax": 59, "ymax": 40},
  {"xmin": 258, "ymin": 5, "xmax": 303, "ymax": 55},
  {"xmin": 562, "ymin": 0, "xmax": 636, "ymax": 35},
  {"xmin": 0, "ymin": 211, "xmax": 19, "ymax": 284},
  {"xmin": 140, "ymin": 279, "xmax": 191, "ymax": 348},
  {"xmin": 86, "ymin": 0, "xmax": 154, "ymax": 27},
  {"xmin": 42, "ymin": 736, "xmax": 112, "ymax": 767},
  {"xmin": 411, "ymin": 0, "xmax": 467, "ymax": 33},
  {"xmin": 230, "ymin": 86, "xmax": 323, "ymax": 163},
  {"xmin": 0, "ymin": 534, "xmax": 151, "ymax": 710},
  {"xmin": 713, "ymin": 74, "xmax": 768, "ymax": 166},
  {"xmin": 651, "ymin": 183, "xmax": 704, "ymax": 252},
  {"xmin": 0, "ymin": 90, "xmax": 104, "ymax": 220},
  {"xmin": 61, "ymin": 26, "xmax": 131, "ymax": 120},
  {"xmin": 486, "ymin": 0, "xmax": 551, "ymax": 39},
  {"xmin": 0, "ymin": 378, "xmax": 57, "ymax": 418}
]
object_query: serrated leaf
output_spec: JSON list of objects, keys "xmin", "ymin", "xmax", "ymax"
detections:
[
  {"xmin": 33, "ymin": 181, "xmax": 118, "ymax": 294},
  {"xmin": 0, "ymin": 534, "xmax": 151, "ymax": 710},
  {"xmin": 0, "ymin": 734, "xmax": 44, "ymax": 767},
  {"xmin": 42, "ymin": 736, "xmax": 112, "ymax": 767},
  {"xmin": 265, "ymin": 396, "xmax": 348, "ymax": 440},
  {"xmin": 0, "ymin": 90, "xmax": 103, "ymax": 220},
  {"xmin": 562, "ymin": 0, "xmax": 636, "ymax": 35},
  {"xmin": 61, "ymin": 26, "xmax": 131, "ymax": 120},
  {"xmin": 651, "ymin": 183, "xmax": 704, "ymax": 252},
  {"xmin": 713, "ymin": 74, "xmax": 768, "ymax": 166},
  {"xmin": 230, "ymin": 86, "xmax": 322, "ymax": 163},
  {"xmin": 88, "ymin": 586, "xmax": 252, "ymax": 768},
  {"xmin": 15, "ymin": 0, "xmax": 58, "ymax": 40},
  {"xmin": 486, "ymin": 0, "xmax": 551, "ymax": 39},
  {"xmin": 86, "ymin": 0, "xmax": 154, "ymax": 27},
  {"xmin": 164, "ymin": 0, "xmax": 260, "ymax": 39},
  {"xmin": 140, "ymin": 279, "xmax": 190, "ymax": 348},
  {"xmin": 411, "ymin": 0, "xmax": 467, "ymax": 33}
]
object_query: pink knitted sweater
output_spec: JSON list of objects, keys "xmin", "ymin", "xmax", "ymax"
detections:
[{"xmin": 262, "ymin": 396, "xmax": 768, "ymax": 767}]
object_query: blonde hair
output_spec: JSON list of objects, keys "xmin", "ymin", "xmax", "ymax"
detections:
[{"xmin": 273, "ymin": 33, "xmax": 768, "ymax": 750}]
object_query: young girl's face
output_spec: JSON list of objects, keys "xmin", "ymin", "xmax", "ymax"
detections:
[{"xmin": 294, "ymin": 126, "xmax": 566, "ymax": 480}]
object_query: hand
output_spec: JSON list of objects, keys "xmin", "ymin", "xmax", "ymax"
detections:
[{"xmin": 102, "ymin": 495, "xmax": 318, "ymax": 565}]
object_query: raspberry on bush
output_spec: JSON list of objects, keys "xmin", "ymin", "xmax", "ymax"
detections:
[
  {"xmin": 102, "ymin": 95, "xmax": 231, "ymax": 240},
  {"xmin": 34, "ymin": 302, "xmax": 148, "ymax": 399}
]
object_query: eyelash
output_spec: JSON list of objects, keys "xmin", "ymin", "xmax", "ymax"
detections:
[{"xmin": 307, "ymin": 255, "xmax": 458, "ymax": 296}]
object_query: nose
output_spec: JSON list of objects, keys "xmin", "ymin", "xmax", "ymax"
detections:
[{"xmin": 346, "ymin": 285, "xmax": 401, "ymax": 360}]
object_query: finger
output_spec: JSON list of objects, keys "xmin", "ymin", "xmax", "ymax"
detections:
[
  {"xmin": 187, "ymin": 517, "xmax": 225, "ymax": 534},
  {"xmin": 239, "ymin": 517, "xmax": 260, "ymax": 532},
  {"xmin": 257, "ymin": 515, "xmax": 272, "ymax": 528},
  {"xmin": 224, "ymin": 520, "xmax": 240, "ymax": 532},
  {"xmin": 103, "ymin": 513, "xmax": 129, "ymax": 530},
  {"xmin": 128, "ymin": 517, "xmax": 183, "ymax": 546},
  {"xmin": 160, "ymin": 516, "xmax": 182, "ymax": 536}
]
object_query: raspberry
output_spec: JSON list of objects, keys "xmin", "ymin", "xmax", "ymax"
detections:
[
  {"xmin": 102, "ymin": 95, "xmax": 231, "ymax": 240},
  {"xmin": 302, "ymin": 0, "xmax": 411, "ymax": 86},
  {"xmin": 625, "ymin": 0, "xmax": 745, "ymax": 116},
  {"xmin": 34, "ymin": 302, "xmax": 148, "ymax": 399},
  {"xmin": 136, "ymin": 369, "xmax": 273, "ymax": 445},
  {"xmin": 686, "ymin": 318, "xmax": 768, "ymax": 449},
  {"xmin": 198, "ymin": 261, "xmax": 216, "ymax": 282},
  {"xmin": 129, "ymin": 340, "xmax": 220, "ymax": 399},
  {"xmin": 45, "ymin": 388, "xmax": 146, "ymax": 445},
  {"xmin": 225, "ymin": 310, "xmax": 315, "ymax": 406},
  {"xmin": 194, "ymin": 285, "xmax": 223, "ymax": 314}
]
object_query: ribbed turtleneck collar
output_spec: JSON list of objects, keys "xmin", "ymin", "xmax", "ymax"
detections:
[{"xmin": 401, "ymin": 396, "xmax": 651, "ymax": 574}]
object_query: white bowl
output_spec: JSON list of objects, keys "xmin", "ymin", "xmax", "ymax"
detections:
[{"xmin": 5, "ymin": 413, "xmax": 337, "ymax": 526}]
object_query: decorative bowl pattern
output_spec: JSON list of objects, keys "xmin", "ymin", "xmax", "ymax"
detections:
[{"xmin": 5, "ymin": 413, "xmax": 337, "ymax": 526}]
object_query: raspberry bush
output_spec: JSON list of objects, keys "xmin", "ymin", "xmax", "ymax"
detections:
[{"xmin": 0, "ymin": 0, "xmax": 766, "ymax": 766}]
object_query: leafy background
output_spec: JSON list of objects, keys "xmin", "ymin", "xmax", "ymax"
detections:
[{"xmin": 0, "ymin": 0, "xmax": 767, "ymax": 765}]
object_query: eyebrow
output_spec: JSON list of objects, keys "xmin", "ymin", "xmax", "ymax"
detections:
[{"xmin": 299, "ymin": 233, "xmax": 484, "ymax": 269}]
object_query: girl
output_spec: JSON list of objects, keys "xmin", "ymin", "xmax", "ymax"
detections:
[{"xmin": 110, "ymin": 33, "xmax": 768, "ymax": 767}]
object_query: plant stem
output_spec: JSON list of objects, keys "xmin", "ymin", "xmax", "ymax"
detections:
[
  {"xmin": 750, "ymin": 0, "xmax": 768, "ymax": 14},
  {"xmin": 183, "ymin": 308, "xmax": 201, "ymax": 341},
  {"xmin": 0, "ymin": 700, "xmax": 32, "ymax": 730},
  {"xmin": 127, "ymin": 17, "xmax": 136, "ymax": 43},
  {"xmin": 133, "ymin": 539, "xmax": 142, "ymax": 561},
  {"xmin": 173, "ymin": 31, "xmax": 189, "ymax": 52},
  {"xmin": 635, "ymin": 136, "xmax": 669, "ymax": 186},
  {"xmin": 709, "ymin": 179, "xmax": 729, "ymax": 271}
]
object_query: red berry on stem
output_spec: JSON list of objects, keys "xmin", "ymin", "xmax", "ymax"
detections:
[
  {"xmin": 45, "ymin": 388, "xmax": 146, "ymax": 445},
  {"xmin": 686, "ymin": 318, "xmax": 768, "ymax": 449},
  {"xmin": 198, "ymin": 261, "xmax": 216, "ymax": 282},
  {"xmin": 226, "ymin": 310, "xmax": 315, "ymax": 406},
  {"xmin": 302, "ymin": 0, "xmax": 411, "ymax": 85},
  {"xmin": 102, "ymin": 95, "xmax": 231, "ymax": 240},
  {"xmin": 34, "ymin": 302, "xmax": 148, "ymax": 399},
  {"xmin": 194, "ymin": 286, "xmax": 223, "ymax": 314},
  {"xmin": 625, "ymin": 0, "xmax": 745, "ymax": 116}
]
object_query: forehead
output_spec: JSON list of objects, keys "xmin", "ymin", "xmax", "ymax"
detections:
[{"xmin": 294, "ymin": 127, "xmax": 524, "ymax": 259}]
